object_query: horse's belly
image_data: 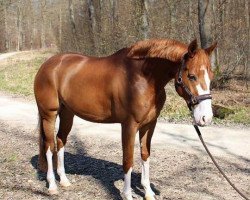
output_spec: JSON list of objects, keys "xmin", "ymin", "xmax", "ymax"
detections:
[
  {"xmin": 74, "ymin": 110, "xmax": 115, "ymax": 123},
  {"xmin": 61, "ymin": 93, "xmax": 115, "ymax": 123}
]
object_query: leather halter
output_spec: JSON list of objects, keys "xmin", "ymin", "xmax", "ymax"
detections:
[{"xmin": 175, "ymin": 53, "xmax": 212, "ymax": 110}]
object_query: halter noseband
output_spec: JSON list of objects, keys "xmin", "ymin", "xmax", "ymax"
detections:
[{"xmin": 175, "ymin": 53, "xmax": 212, "ymax": 110}]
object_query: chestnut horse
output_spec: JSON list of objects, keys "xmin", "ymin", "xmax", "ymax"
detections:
[{"xmin": 34, "ymin": 39, "xmax": 216, "ymax": 200}]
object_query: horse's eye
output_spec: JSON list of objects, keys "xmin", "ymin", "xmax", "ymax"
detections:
[{"xmin": 188, "ymin": 74, "xmax": 197, "ymax": 81}]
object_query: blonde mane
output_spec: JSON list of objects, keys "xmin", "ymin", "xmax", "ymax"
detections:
[{"xmin": 127, "ymin": 39, "xmax": 188, "ymax": 62}]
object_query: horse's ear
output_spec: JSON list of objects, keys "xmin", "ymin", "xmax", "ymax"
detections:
[
  {"xmin": 205, "ymin": 42, "xmax": 217, "ymax": 56},
  {"xmin": 188, "ymin": 39, "xmax": 198, "ymax": 58}
]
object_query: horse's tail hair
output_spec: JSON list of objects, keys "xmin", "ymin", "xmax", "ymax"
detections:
[{"xmin": 38, "ymin": 114, "xmax": 48, "ymax": 172}]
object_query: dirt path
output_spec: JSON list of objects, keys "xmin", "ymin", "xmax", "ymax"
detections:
[
  {"xmin": 0, "ymin": 93, "xmax": 249, "ymax": 200},
  {"xmin": 0, "ymin": 52, "xmax": 19, "ymax": 61}
]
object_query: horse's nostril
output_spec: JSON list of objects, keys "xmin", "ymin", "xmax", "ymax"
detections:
[{"xmin": 202, "ymin": 116, "xmax": 206, "ymax": 123}]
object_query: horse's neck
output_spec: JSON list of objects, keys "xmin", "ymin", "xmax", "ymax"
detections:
[
  {"xmin": 142, "ymin": 42, "xmax": 186, "ymax": 90},
  {"xmin": 142, "ymin": 58, "xmax": 181, "ymax": 90}
]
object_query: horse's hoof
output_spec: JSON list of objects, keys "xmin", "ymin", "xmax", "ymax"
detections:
[
  {"xmin": 60, "ymin": 180, "xmax": 71, "ymax": 187},
  {"xmin": 145, "ymin": 196, "xmax": 156, "ymax": 200},
  {"xmin": 121, "ymin": 192, "xmax": 133, "ymax": 200},
  {"xmin": 48, "ymin": 188, "xmax": 59, "ymax": 195}
]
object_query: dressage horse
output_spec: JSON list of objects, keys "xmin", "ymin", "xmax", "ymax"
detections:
[{"xmin": 34, "ymin": 39, "xmax": 216, "ymax": 200}]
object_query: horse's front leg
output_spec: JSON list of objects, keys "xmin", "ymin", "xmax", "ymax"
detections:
[
  {"xmin": 139, "ymin": 120, "xmax": 157, "ymax": 200},
  {"xmin": 121, "ymin": 120, "xmax": 138, "ymax": 200}
]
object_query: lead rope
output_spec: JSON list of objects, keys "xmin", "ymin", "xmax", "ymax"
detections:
[{"xmin": 193, "ymin": 125, "xmax": 249, "ymax": 200}]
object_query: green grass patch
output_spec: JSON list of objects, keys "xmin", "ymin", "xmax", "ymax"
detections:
[
  {"xmin": 8, "ymin": 154, "xmax": 18, "ymax": 162},
  {"xmin": 0, "ymin": 50, "xmax": 55, "ymax": 96},
  {"xmin": 160, "ymin": 83, "xmax": 191, "ymax": 122},
  {"xmin": 161, "ymin": 83, "xmax": 250, "ymax": 125},
  {"xmin": 225, "ymin": 106, "xmax": 250, "ymax": 125}
]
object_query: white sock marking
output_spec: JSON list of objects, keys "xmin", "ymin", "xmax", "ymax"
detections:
[
  {"xmin": 46, "ymin": 147, "xmax": 57, "ymax": 191},
  {"xmin": 141, "ymin": 158, "xmax": 155, "ymax": 198},
  {"xmin": 57, "ymin": 147, "xmax": 71, "ymax": 186},
  {"xmin": 122, "ymin": 167, "xmax": 133, "ymax": 200}
]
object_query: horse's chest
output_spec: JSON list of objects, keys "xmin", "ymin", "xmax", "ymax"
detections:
[
  {"xmin": 134, "ymin": 78, "xmax": 148, "ymax": 95},
  {"xmin": 130, "ymin": 93, "xmax": 157, "ymax": 123},
  {"xmin": 131, "ymin": 89, "xmax": 166, "ymax": 124}
]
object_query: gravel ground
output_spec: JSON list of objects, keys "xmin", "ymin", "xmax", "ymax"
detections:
[
  {"xmin": 0, "ymin": 94, "xmax": 249, "ymax": 200},
  {"xmin": 0, "ymin": 123, "xmax": 249, "ymax": 200}
]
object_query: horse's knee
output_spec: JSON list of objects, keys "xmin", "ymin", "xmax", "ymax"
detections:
[
  {"xmin": 57, "ymin": 134, "xmax": 67, "ymax": 150},
  {"xmin": 123, "ymin": 159, "xmax": 133, "ymax": 173},
  {"xmin": 45, "ymin": 140, "xmax": 56, "ymax": 153}
]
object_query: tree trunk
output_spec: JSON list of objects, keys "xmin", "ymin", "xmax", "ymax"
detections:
[
  {"xmin": 211, "ymin": 0, "xmax": 219, "ymax": 69},
  {"xmin": 87, "ymin": 0, "xmax": 98, "ymax": 54},
  {"xmin": 141, "ymin": 0, "xmax": 149, "ymax": 39},
  {"xmin": 4, "ymin": 4, "xmax": 8, "ymax": 50},
  {"xmin": 68, "ymin": 0, "xmax": 79, "ymax": 51},
  {"xmin": 59, "ymin": 6, "xmax": 62, "ymax": 49},
  {"xmin": 17, "ymin": 2, "xmax": 22, "ymax": 51},
  {"xmin": 245, "ymin": 0, "xmax": 250, "ymax": 84},
  {"xmin": 0, "ymin": 1, "xmax": 8, "ymax": 52},
  {"xmin": 198, "ymin": 0, "xmax": 212, "ymax": 48},
  {"xmin": 40, "ymin": 0, "xmax": 46, "ymax": 49}
]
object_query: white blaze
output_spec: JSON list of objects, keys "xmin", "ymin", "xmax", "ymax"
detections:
[{"xmin": 193, "ymin": 67, "xmax": 213, "ymax": 126}]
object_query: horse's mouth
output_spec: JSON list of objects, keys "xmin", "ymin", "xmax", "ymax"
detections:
[{"xmin": 193, "ymin": 116, "xmax": 212, "ymax": 127}]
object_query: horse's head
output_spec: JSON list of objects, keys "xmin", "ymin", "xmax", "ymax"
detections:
[{"xmin": 175, "ymin": 39, "xmax": 217, "ymax": 126}]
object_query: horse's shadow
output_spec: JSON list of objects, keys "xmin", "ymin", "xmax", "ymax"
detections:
[{"xmin": 31, "ymin": 152, "xmax": 159, "ymax": 199}]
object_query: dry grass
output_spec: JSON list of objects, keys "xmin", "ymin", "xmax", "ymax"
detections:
[
  {"xmin": 161, "ymin": 79, "xmax": 250, "ymax": 125},
  {"xmin": 0, "ymin": 49, "xmax": 55, "ymax": 96}
]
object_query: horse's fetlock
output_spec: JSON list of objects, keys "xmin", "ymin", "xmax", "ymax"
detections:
[
  {"xmin": 121, "ymin": 189, "xmax": 133, "ymax": 200},
  {"xmin": 141, "ymin": 180, "xmax": 146, "ymax": 187},
  {"xmin": 57, "ymin": 168, "xmax": 64, "ymax": 176},
  {"xmin": 47, "ymin": 174, "xmax": 55, "ymax": 183}
]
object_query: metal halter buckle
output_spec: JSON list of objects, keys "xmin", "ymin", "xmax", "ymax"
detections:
[{"xmin": 190, "ymin": 97, "xmax": 198, "ymax": 105}]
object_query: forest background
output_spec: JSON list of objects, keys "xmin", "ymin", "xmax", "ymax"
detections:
[{"xmin": 0, "ymin": 0, "xmax": 249, "ymax": 124}]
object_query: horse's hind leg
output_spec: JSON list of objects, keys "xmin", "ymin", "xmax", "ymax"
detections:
[
  {"xmin": 56, "ymin": 104, "xmax": 74, "ymax": 187},
  {"xmin": 139, "ymin": 120, "xmax": 157, "ymax": 200},
  {"xmin": 39, "ymin": 110, "xmax": 58, "ymax": 195}
]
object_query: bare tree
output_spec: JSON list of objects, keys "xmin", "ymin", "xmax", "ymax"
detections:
[
  {"xmin": 0, "ymin": 0, "xmax": 249, "ymax": 83},
  {"xmin": 198, "ymin": 0, "xmax": 212, "ymax": 48},
  {"xmin": 68, "ymin": 0, "xmax": 79, "ymax": 51},
  {"xmin": 40, "ymin": 0, "xmax": 46, "ymax": 49},
  {"xmin": 141, "ymin": 0, "xmax": 149, "ymax": 39},
  {"xmin": 245, "ymin": 0, "xmax": 250, "ymax": 84},
  {"xmin": 0, "ymin": 0, "xmax": 8, "ymax": 52}
]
